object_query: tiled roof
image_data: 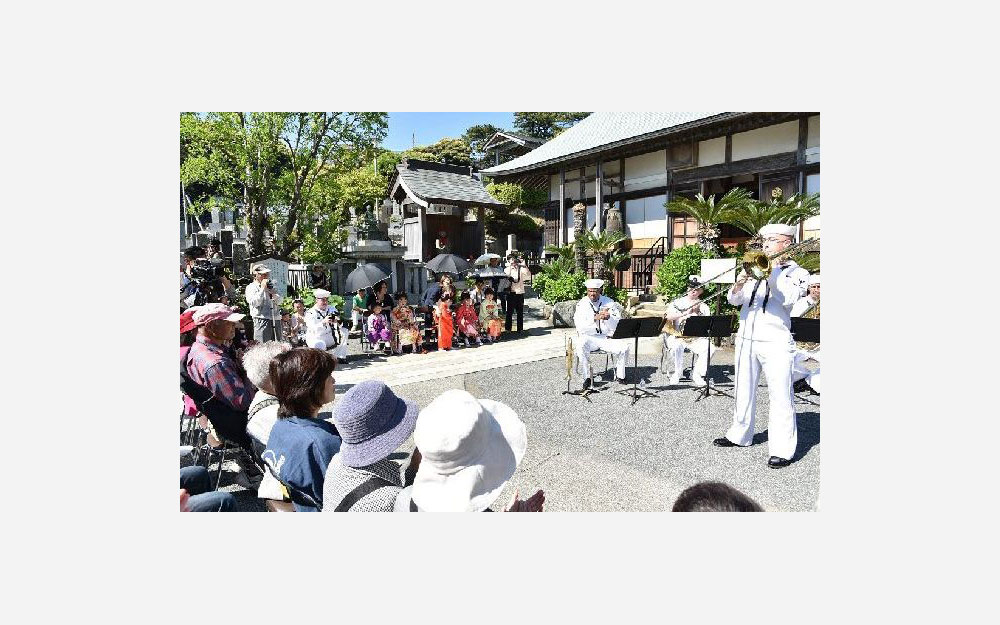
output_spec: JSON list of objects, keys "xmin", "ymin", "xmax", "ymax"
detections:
[
  {"xmin": 391, "ymin": 159, "xmax": 504, "ymax": 206},
  {"xmin": 481, "ymin": 112, "xmax": 738, "ymax": 175}
]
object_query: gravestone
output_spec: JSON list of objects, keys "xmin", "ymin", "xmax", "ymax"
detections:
[
  {"xmin": 220, "ymin": 230, "xmax": 234, "ymax": 258},
  {"xmin": 232, "ymin": 243, "xmax": 248, "ymax": 278}
]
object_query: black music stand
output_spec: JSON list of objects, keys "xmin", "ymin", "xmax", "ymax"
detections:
[
  {"xmin": 682, "ymin": 315, "xmax": 736, "ymax": 402},
  {"xmin": 791, "ymin": 318, "xmax": 820, "ymax": 404},
  {"xmin": 610, "ymin": 317, "xmax": 665, "ymax": 405}
]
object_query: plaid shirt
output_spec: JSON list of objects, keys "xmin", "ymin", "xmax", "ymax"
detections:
[{"xmin": 186, "ymin": 335, "xmax": 255, "ymax": 412}]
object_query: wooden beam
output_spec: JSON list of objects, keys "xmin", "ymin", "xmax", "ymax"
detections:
[
  {"xmin": 797, "ymin": 117, "xmax": 809, "ymax": 165},
  {"xmin": 672, "ymin": 152, "xmax": 799, "ymax": 184},
  {"xmin": 595, "ymin": 160, "xmax": 603, "ymax": 234},
  {"xmin": 558, "ymin": 169, "xmax": 566, "ymax": 246},
  {"xmin": 725, "ymin": 134, "xmax": 732, "ymax": 164}
]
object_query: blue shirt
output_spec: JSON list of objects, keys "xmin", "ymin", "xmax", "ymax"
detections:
[{"xmin": 263, "ymin": 417, "xmax": 342, "ymax": 512}]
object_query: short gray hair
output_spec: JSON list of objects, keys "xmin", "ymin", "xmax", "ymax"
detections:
[{"xmin": 242, "ymin": 341, "xmax": 292, "ymax": 388}]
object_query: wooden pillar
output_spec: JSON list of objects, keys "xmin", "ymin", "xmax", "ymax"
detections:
[
  {"xmin": 417, "ymin": 205, "xmax": 426, "ymax": 262},
  {"xmin": 477, "ymin": 206, "xmax": 486, "ymax": 255},
  {"xmin": 558, "ymin": 169, "xmax": 566, "ymax": 246},
  {"xmin": 595, "ymin": 160, "xmax": 603, "ymax": 234},
  {"xmin": 579, "ymin": 167, "xmax": 585, "ymax": 231}
]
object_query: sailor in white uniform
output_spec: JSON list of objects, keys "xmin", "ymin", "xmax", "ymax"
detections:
[
  {"xmin": 573, "ymin": 278, "xmax": 630, "ymax": 388},
  {"xmin": 663, "ymin": 276, "xmax": 711, "ymax": 386},
  {"xmin": 305, "ymin": 289, "xmax": 349, "ymax": 363},
  {"xmin": 713, "ymin": 224, "xmax": 810, "ymax": 468},
  {"xmin": 791, "ymin": 274, "xmax": 820, "ymax": 394}
]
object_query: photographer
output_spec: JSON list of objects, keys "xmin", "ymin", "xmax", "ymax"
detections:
[
  {"xmin": 245, "ymin": 264, "xmax": 283, "ymax": 342},
  {"xmin": 182, "ymin": 246, "xmax": 236, "ymax": 309},
  {"xmin": 504, "ymin": 252, "xmax": 531, "ymax": 334}
]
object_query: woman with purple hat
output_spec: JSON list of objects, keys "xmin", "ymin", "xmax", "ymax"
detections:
[{"xmin": 322, "ymin": 380, "xmax": 421, "ymax": 512}]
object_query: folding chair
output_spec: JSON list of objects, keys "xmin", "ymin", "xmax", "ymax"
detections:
[{"xmin": 575, "ymin": 347, "xmax": 615, "ymax": 379}]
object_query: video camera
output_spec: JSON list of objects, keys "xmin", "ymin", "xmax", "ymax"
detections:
[{"xmin": 186, "ymin": 258, "xmax": 228, "ymax": 306}]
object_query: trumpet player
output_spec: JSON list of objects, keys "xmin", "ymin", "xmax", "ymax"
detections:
[
  {"xmin": 791, "ymin": 274, "xmax": 820, "ymax": 394},
  {"xmin": 573, "ymin": 278, "xmax": 630, "ymax": 389},
  {"xmin": 662, "ymin": 276, "xmax": 710, "ymax": 386},
  {"xmin": 713, "ymin": 224, "xmax": 810, "ymax": 469}
]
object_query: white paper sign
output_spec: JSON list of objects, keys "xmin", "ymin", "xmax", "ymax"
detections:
[
  {"xmin": 700, "ymin": 258, "xmax": 738, "ymax": 284},
  {"xmin": 256, "ymin": 257, "xmax": 289, "ymax": 298}
]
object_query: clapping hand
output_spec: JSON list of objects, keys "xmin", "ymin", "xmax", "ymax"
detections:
[{"xmin": 505, "ymin": 488, "xmax": 545, "ymax": 512}]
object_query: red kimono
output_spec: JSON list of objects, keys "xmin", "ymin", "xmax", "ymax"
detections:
[
  {"xmin": 435, "ymin": 300, "xmax": 453, "ymax": 349},
  {"xmin": 455, "ymin": 303, "xmax": 480, "ymax": 338}
]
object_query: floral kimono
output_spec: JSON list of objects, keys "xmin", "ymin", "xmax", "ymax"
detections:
[
  {"xmin": 455, "ymin": 303, "xmax": 480, "ymax": 338},
  {"xmin": 391, "ymin": 304, "xmax": 421, "ymax": 351},
  {"xmin": 480, "ymin": 299, "xmax": 503, "ymax": 339},
  {"xmin": 366, "ymin": 313, "xmax": 391, "ymax": 346}
]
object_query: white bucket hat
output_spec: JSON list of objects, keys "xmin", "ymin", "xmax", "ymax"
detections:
[
  {"xmin": 758, "ymin": 223, "xmax": 797, "ymax": 238},
  {"xmin": 412, "ymin": 390, "xmax": 527, "ymax": 512}
]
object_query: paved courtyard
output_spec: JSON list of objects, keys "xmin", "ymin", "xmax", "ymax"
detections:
[{"xmin": 194, "ymin": 295, "xmax": 820, "ymax": 512}]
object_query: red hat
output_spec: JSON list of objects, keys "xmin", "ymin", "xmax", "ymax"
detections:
[{"xmin": 180, "ymin": 307, "xmax": 200, "ymax": 333}]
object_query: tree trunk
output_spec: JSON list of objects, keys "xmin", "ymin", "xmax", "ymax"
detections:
[{"xmin": 572, "ymin": 203, "xmax": 587, "ymax": 274}]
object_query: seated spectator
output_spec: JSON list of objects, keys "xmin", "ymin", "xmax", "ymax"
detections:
[
  {"xmin": 672, "ymin": 481, "xmax": 763, "ymax": 512},
  {"xmin": 455, "ymin": 292, "xmax": 482, "ymax": 347},
  {"xmin": 323, "ymin": 380, "xmax": 421, "ymax": 512},
  {"xmin": 469, "ymin": 278, "xmax": 486, "ymax": 307},
  {"xmin": 351, "ymin": 288, "xmax": 368, "ymax": 331},
  {"xmin": 479, "ymin": 288, "xmax": 502, "ymax": 343},
  {"xmin": 184, "ymin": 303, "xmax": 255, "ymax": 445},
  {"xmin": 180, "ymin": 308, "xmax": 200, "ymax": 420},
  {"xmin": 366, "ymin": 303, "xmax": 392, "ymax": 352},
  {"xmin": 390, "ymin": 292, "xmax": 424, "ymax": 355},
  {"xmin": 243, "ymin": 341, "xmax": 293, "ymax": 448},
  {"xmin": 180, "ymin": 465, "xmax": 236, "ymax": 512},
  {"xmin": 263, "ymin": 348, "xmax": 341, "ymax": 511},
  {"xmin": 395, "ymin": 389, "xmax": 544, "ymax": 512}
]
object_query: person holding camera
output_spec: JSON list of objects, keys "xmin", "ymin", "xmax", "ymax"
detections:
[
  {"xmin": 182, "ymin": 246, "xmax": 236, "ymax": 309},
  {"xmin": 245, "ymin": 264, "xmax": 283, "ymax": 342},
  {"xmin": 504, "ymin": 253, "xmax": 531, "ymax": 334}
]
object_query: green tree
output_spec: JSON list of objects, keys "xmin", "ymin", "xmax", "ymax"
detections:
[
  {"xmin": 513, "ymin": 112, "xmax": 590, "ymax": 140},
  {"xmin": 666, "ymin": 187, "xmax": 753, "ymax": 255},
  {"xmin": 421, "ymin": 137, "xmax": 472, "ymax": 166},
  {"xmin": 462, "ymin": 123, "xmax": 505, "ymax": 168},
  {"xmin": 578, "ymin": 229, "xmax": 629, "ymax": 284},
  {"xmin": 180, "ymin": 112, "xmax": 388, "ymax": 258},
  {"xmin": 654, "ymin": 245, "xmax": 717, "ymax": 300}
]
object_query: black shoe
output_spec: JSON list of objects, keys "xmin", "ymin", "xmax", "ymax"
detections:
[
  {"xmin": 713, "ymin": 437, "xmax": 739, "ymax": 447},
  {"xmin": 616, "ymin": 376, "xmax": 628, "ymax": 385},
  {"xmin": 793, "ymin": 379, "xmax": 810, "ymax": 393},
  {"xmin": 768, "ymin": 456, "xmax": 791, "ymax": 468},
  {"xmin": 583, "ymin": 377, "xmax": 593, "ymax": 390}
]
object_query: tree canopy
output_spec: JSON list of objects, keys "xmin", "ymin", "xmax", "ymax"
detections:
[
  {"xmin": 513, "ymin": 112, "xmax": 590, "ymax": 140},
  {"xmin": 180, "ymin": 112, "xmax": 388, "ymax": 259},
  {"xmin": 462, "ymin": 123, "xmax": 504, "ymax": 168}
]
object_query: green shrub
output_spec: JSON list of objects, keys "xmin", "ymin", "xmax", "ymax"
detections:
[
  {"xmin": 282, "ymin": 286, "xmax": 345, "ymax": 318},
  {"xmin": 605, "ymin": 283, "xmax": 630, "ymax": 309},
  {"xmin": 654, "ymin": 245, "xmax": 717, "ymax": 301},
  {"xmin": 540, "ymin": 270, "xmax": 587, "ymax": 305}
]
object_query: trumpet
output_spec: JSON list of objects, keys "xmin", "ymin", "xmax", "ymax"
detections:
[{"xmin": 673, "ymin": 237, "xmax": 820, "ymax": 312}]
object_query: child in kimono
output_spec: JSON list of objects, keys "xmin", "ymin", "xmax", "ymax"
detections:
[
  {"xmin": 366, "ymin": 302, "xmax": 392, "ymax": 351},
  {"xmin": 455, "ymin": 291, "xmax": 482, "ymax": 347},
  {"xmin": 435, "ymin": 292, "xmax": 454, "ymax": 351},
  {"xmin": 479, "ymin": 287, "xmax": 503, "ymax": 343},
  {"xmin": 391, "ymin": 292, "xmax": 423, "ymax": 354}
]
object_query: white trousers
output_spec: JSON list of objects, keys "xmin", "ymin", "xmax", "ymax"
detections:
[
  {"xmin": 663, "ymin": 334, "xmax": 709, "ymax": 380},
  {"xmin": 726, "ymin": 337, "xmax": 798, "ymax": 460},
  {"xmin": 792, "ymin": 348, "xmax": 821, "ymax": 393},
  {"xmin": 307, "ymin": 331, "xmax": 349, "ymax": 359},
  {"xmin": 575, "ymin": 335, "xmax": 630, "ymax": 380}
]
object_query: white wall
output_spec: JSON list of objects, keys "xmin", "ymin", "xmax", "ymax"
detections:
[
  {"xmin": 807, "ymin": 115, "xmax": 820, "ymax": 148},
  {"xmin": 731, "ymin": 120, "xmax": 799, "ymax": 161},
  {"xmin": 625, "ymin": 194, "xmax": 668, "ymax": 239},
  {"xmin": 698, "ymin": 137, "xmax": 726, "ymax": 166},
  {"xmin": 624, "ymin": 149, "xmax": 667, "ymax": 191},
  {"xmin": 803, "ymin": 173, "xmax": 820, "ymax": 230},
  {"xmin": 549, "ymin": 174, "xmax": 560, "ymax": 201}
]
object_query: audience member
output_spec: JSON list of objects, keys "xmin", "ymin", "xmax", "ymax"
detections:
[
  {"xmin": 180, "ymin": 465, "xmax": 236, "ymax": 512},
  {"xmin": 245, "ymin": 264, "xmax": 283, "ymax": 342},
  {"xmin": 672, "ymin": 481, "xmax": 763, "ymax": 512},
  {"xmin": 435, "ymin": 292, "xmax": 454, "ymax": 351},
  {"xmin": 395, "ymin": 389, "xmax": 543, "ymax": 512},
  {"xmin": 287, "ymin": 298, "xmax": 307, "ymax": 346},
  {"xmin": 305, "ymin": 289, "xmax": 349, "ymax": 363},
  {"xmin": 455, "ymin": 292, "xmax": 482, "ymax": 346},
  {"xmin": 242, "ymin": 341, "xmax": 294, "ymax": 501},
  {"xmin": 391, "ymin": 292, "xmax": 424, "ymax": 354},
  {"xmin": 322, "ymin": 380, "xmax": 421, "ymax": 512},
  {"xmin": 504, "ymin": 253, "xmax": 531, "ymax": 334},
  {"xmin": 351, "ymin": 288, "xmax": 367, "ymax": 331},
  {"xmin": 263, "ymin": 348, "xmax": 341, "ymax": 511},
  {"xmin": 479, "ymin": 288, "xmax": 502, "ymax": 343},
  {"xmin": 365, "ymin": 281, "xmax": 395, "ymax": 328},
  {"xmin": 309, "ymin": 262, "xmax": 329, "ymax": 290},
  {"xmin": 469, "ymin": 278, "xmax": 486, "ymax": 307}
]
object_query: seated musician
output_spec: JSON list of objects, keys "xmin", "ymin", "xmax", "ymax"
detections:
[
  {"xmin": 573, "ymin": 278, "xmax": 630, "ymax": 389},
  {"xmin": 791, "ymin": 274, "xmax": 820, "ymax": 394},
  {"xmin": 662, "ymin": 276, "xmax": 711, "ymax": 386}
]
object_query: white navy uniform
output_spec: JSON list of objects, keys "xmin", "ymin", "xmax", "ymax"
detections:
[
  {"xmin": 573, "ymin": 295, "xmax": 630, "ymax": 381},
  {"xmin": 305, "ymin": 305, "xmax": 348, "ymax": 360},
  {"xmin": 790, "ymin": 295, "xmax": 821, "ymax": 393},
  {"xmin": 725, "ymin": 261, "xmax": 810, "ymax": 460},
  {"xmin": 663, "ymin": 295, "xmax": 711, "ymax": 384}
]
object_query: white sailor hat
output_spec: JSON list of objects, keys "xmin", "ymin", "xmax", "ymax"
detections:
[
  {"xmin": 808, "ymin": 275, "xmax": 821, "ymax": 285},
  {"xmin": 313, "ymin": 289, "xmax": 331, "ymax": 298},
  {"xmin": 758, "ymin": 223, "xmax": 797, "ymax": 237},
  {"xmin": 584, "ymin": 278, "xmax": 605, "ymax": 289},
  {"xmin": 687, "ymin": 275, "xmax": 704, "ymax": 287}
]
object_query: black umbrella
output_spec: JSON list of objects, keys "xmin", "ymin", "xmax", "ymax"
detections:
[
  {"xmin": 345, "ymin": 263, "xmax": 389, "ymax": 293},
  {"xmin": 425, "ymin": 253, "xmax": 471, "ymax": 275}
]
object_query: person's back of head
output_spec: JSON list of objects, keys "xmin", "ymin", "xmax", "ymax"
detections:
[
  {"xmin": 672, "ymin": 481, "xmax": 763, "ymax": 512},
  {"xmin": 269, "ymin": 348, "xmax": 336, "ymax": 418},
  {"xmin": 243, "ymin": 341, "xmax": 293, "ymax": 393},
  {"xmin": 184, "ymin": 246, "xmax": 205, "ymax": 263}
]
